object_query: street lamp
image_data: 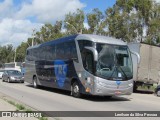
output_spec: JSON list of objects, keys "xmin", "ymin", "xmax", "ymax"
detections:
[{"xmin": 65, "ymin": 22, "xmax": 79, "ymax": 34}]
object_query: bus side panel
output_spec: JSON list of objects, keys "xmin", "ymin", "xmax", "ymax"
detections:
[
  {"xmin": 24, "ymin": 61, "xmax": 37, "ymax": 84},
  {"xmin": 35, "ymin": 60, "xmax": 82, "ymax": 91}
]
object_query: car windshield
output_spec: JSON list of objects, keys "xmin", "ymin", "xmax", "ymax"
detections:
[
  {"xmin": 0, "ymin": 70, "xmax": 4, "ymax": 73},
  {"xmin": 96, "ymin": 43, "xmax": 133, "ymax": 80},
  {"xmin": 7, "ymin": 70, "xmax": 21, "ymax": 75}
]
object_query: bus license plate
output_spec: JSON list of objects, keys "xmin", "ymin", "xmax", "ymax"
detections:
[{"xmin": 115, "ymin": 91, "xmax": 121, "ymax": 95}]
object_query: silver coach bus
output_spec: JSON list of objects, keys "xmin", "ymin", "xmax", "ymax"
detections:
[{"xmin": 25, "ymin": 34, "xmax": 134, "ymax": 97}]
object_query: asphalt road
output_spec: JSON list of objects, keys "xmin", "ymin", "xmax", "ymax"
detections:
[{"xmin": 0, "ymin": 80, "xmax": 160, "ymax": 120}]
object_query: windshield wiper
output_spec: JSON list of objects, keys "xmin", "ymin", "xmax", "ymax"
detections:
[
  {"xmin": 107, "ymin": 65, "xmax": 116, "ymax": 80},
  {"xmin": 116, "ymin": 64, "xmax": 128, "ymax": 80},
  {"xmin": 114, "ymin": 53, "xmax": 128, "ymax": 80}
]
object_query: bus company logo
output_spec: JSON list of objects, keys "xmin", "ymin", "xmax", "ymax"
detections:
[
  {"xmin": 116, "ymin": 81, "xmax": 121, "ymax": 89},
  {"xmin": 54, "ymin": 60, "xmax": 68, "ymax": 88}
]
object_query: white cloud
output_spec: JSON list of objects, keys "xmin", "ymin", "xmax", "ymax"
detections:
[
  {"xmin": 0, "ymin": 0, "xmax": 85, "ymax": 47},
  {"xmin": 0, "ymin": 0, "xmax": 15, "ymax": 19},
  {"xmin": 0, "ymin": 18, "xmax": 43, "ymax": 47},
  {"xmin": 16, "ymin": 0, "xmax": 85, "ymax": 22},
  {"xmin": 155, "ymin": 0, "xmax": 160, "ymax": 3}
]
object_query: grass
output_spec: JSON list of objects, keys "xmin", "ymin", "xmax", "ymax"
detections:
[
  {"xmin": 7, "ymin": 100, "xmax": 16, "ymax": 106},
  {"xmin": 16, "ymin": 103, "xmax": 25, "ymax": 110},
  {"xmin": 3, "ymin": 98, "xmax": 48, "ymax": 120},
  {"xmin": 38, "ymin": 117, "xmax": 48, "ymax": 120}
]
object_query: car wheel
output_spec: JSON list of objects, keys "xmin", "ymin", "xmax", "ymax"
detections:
[
  {"xmin": 33, "ymin": 76, "xmax": 38, "ymax": 88},
  {"xmin": 71, "ymin": 81, "xmax": 81, "ymax": 98},
  {"xmin": 8, "ymin": 78, "xmax": 10, "ymax": 83},
  {"xmin": 2, "ymin": 77, "xmax": 4, "ymax": 82},
  {"xmin": 156, "ymin": 89, "xmax": 160, "ymax": 97}
]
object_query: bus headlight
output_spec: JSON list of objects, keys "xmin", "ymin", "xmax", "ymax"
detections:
[
  {"xmin": 128, "ymin": 83, "xmax": 133, "ymax": 87},
  {"xmin": 87, "ymin": 77, "xmax": 91, "ymax": 84},
  {"xmin": 87, "ymin": 77, "xmax": 94, "ymax": 85}
]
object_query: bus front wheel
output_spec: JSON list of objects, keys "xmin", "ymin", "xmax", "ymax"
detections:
[
  {"xmin": 33, "ymin": 76, "xmax": 38, "ymax": 88},
  {"xmin": 71, "ymin": 81, "xmax": 81, "ymax": 98}
]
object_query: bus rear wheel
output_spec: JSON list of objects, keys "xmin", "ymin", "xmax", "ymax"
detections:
[
  {"xmin": 33, "ymin": 76, "xmax": 38, "ymax": 88},
  {"xmin": 71, "ymin": 81, "xmax": 81, "ymax": 98}
]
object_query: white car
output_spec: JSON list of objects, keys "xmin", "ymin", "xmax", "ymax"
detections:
[{"xmin": 0, "ymin": 70, "xmax": 4, "ymax": 79}]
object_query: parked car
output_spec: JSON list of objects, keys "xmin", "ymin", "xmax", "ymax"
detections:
[
  {"xmin": 0, "ymin": 70, "xmax": 4, "ymax": 79},
  {"xmin": 155, "ymin": 85, "xmax": 160, "ymax": 97},
  {"xmin": 2, "ymin": 70, "xmax": 24, "ymax": 83}
]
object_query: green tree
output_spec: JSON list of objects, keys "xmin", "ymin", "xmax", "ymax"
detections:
[
  {"xmin": 16, "ymin": 42, "xmax": 28, "ymax": 62},
  {"xmin": 0, "ymin": 45, "xmax": 14, "ymax": 63},
  {"xmin": 87, "ymin": 8, "xmax": 105, "ymax": 35},
  {"xmin": 105, "ymin": 0, "xmax": 156, "ymax": 43},
  {"xmin": 64, "ymin": 9, "xmax": 85, "ymax": 34}
]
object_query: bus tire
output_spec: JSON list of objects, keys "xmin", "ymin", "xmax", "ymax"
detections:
[
  {"xmin": 71, "ymin": 81, "xmax": 81, "ymax": 98},
  {"xmin": 156, "ymin": 89, "xmax": 160, "ymax": 97},
  {"xmin": 33, "ymin": 76, "xmax": 38, "ymax": 88}
]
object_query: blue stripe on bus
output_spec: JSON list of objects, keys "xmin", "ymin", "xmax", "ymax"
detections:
[{"xmin": 54, "ymin": 60, "xmax": 68, "ymax": 88}]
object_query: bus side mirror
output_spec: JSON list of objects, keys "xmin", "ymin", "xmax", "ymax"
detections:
[
  {"xmin": 84, "ymin": 47, "xmax": 98, "ymax": 61},
  {"xmin": 131, "ymin": 51, "xmax": 140, "ymax": 64}
]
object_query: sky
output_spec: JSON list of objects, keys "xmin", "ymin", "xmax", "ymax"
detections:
[
  {"xmin": 0, "ymin": 0, "xmax": 159, "ymax": 47},
  {"xmin": 0, "ymin": 0, "xmax": 117, "ymax": 47}
]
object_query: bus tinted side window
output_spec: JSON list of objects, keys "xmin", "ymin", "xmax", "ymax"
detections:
[
  {"xmin": 63, "ymin": 41, "xmax": 78, "ymax": 60},
  {"xmin": 26, "ymin": 50, "xmax": 29, "ymax": 61},
  {"xmin": 45, "ymin": 46, "xmax": 54, "ymax": 60},
  {"xmin": 39, "ymin": 46, "xmax": 46, "ymax": 60},
  {"xmin": 78, "ymin": 40, "xmax": 93, "ymax": 63},
  {"xmin": 50, "ymin": 45, "xmax": 56, "ymax": 60},
  {"xmin": 56, "ymin": 43, "xmax": 64, "ymax": 59},
  {"xmin": 78, "ymin": 40, "xmax": 93, "ymax": 52},
  {"xmin": 69, "ymin": 41, "xmax": 78, "ymax": 59},
  {"xmin": 26, "ymin": 49, "xmax": 33, "ymax": 61}
]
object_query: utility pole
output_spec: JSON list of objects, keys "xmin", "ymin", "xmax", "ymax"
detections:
[
  {"xmin": 32, "ymin": 29, "xmax": 36, "ymax": 46},
  {"xmin": 14, "ymin": 48, "xmax": 17, "ymax": 62}
]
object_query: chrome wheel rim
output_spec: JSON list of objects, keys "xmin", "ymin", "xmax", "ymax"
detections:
[
  {"xmin": 73, "ymin": 85, "xmax": 79, "ymax": 93},
  {"xmin": 33, "ymin": 80, "xmax": 37, "ymax": 87}
]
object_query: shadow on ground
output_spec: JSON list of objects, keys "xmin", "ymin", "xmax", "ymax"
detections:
[
  {"xmin": 26, "ymin": 84, "xmax": 130, "ymax": 102},
  {"xmin": 134, "ymin": 89, "xmax": 154, "ymax": 94}
]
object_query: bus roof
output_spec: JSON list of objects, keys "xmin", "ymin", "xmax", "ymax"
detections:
[
  {"xmin": 27, "ymin": 34, "xmax": 127, "ymax": 50},
  {"xmin": 27, "ymin": 34, "xmax": 78, "ymax": 50},
  {"xmin": 76, "ymin": 34, "xmax": 127, "ymax": 45}
]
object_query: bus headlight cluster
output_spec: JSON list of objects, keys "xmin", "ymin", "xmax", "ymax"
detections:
[
  {"xmin": 87, "ymin": 77, "xmax": 94, "ymax": 85},
  {"xmin": 128, "ymin": 83, "xmax": 133, "ymax": 87},
  {"xmin": 87, "ymin": 77, "xmax": 91, "ymax": 84}
]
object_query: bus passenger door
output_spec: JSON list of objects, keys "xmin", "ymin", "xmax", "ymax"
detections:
[{"xmin": 82, "ymin": 49, "xmax": 95, "ymax": 93}]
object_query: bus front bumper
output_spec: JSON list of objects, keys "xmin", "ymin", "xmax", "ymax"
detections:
[{"xmin": 90, "ymin": 79, "xmax": 133, "ymax": 96}]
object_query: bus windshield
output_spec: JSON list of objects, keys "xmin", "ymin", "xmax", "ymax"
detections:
[{"xmin": 96, "ymin": 43, "xmax": 133, "ymax": 80}]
